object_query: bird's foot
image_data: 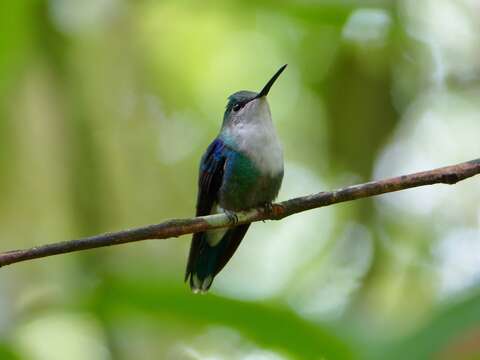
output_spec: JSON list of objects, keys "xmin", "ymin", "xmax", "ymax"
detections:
[
  {"xmin": 263, "ymin": 202, "xmax": 284, "ymax": 220},
  {"xmin": 263, "ymin": 202, "xmax": 274, "ymax": 216},
  {"xmin": 224, "ymin": 210, "xmax": 239, "ymax": 226}
]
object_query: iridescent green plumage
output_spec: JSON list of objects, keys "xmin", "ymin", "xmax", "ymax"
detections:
[{"xmin": 219, "ymin": 146, "xmax": 282, "ymax": 211}]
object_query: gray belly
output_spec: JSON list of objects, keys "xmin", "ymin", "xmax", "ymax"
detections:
[
  {"xmin": 220, "ymin": 173, "xmax": 283, "ymax": 211},
  {"xmin": 219, "ymin": 152, "xmax": 284, "ymax": 211}
]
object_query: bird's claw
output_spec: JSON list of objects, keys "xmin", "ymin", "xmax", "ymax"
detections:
[
  {"xmin": 225, "ymin": 210, "xmax": 239, "ymax": 225},
  {"xmin": 263, "ymin": 202, "xmax": 274, "ymax": 216},
  {"xmin": 263, "ymin": 202, "xmax": 284, "ymax": 219}
]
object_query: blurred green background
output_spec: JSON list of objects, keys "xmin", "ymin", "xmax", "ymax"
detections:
[{"xmin": 1, "ymin": 0, "xmax": 480, "ymax": 359}]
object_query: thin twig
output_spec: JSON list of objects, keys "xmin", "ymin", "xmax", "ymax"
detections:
[{"xmin": 0, "ymin": 158, "xmax": 479, "ymax": 268}]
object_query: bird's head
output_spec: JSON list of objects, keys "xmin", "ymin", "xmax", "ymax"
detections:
[{"xmin": 222, "ymin": 64, "xmax": 287, "ymax": 128}]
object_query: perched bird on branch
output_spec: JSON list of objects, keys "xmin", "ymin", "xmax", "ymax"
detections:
[{"xmin": 185, "ymin": 65, "xmax": 287, "ymax": 293}]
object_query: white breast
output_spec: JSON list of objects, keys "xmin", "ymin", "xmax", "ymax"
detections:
[
  {"xmin": 233, "ymin": 121, "xmax": 284, "ymax": 177},
  {"xmin": 223, "ymin": 97, "xmax": 284, "ymax": 176}
]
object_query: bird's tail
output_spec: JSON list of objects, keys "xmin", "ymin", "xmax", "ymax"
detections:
[{"xmin": 185, "ymin": 224, "xmax": 250, "ymax": 293}]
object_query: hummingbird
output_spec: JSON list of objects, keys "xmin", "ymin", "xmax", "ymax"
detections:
[{"xmin": 185, "ymin": 64, "xmax": 287, "ymax": 293}]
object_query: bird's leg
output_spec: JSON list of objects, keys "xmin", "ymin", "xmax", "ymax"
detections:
[
  {"xmin": 263, "ymin": 202, "xmax": 274, "ymax": 216},
  {"xmin": 224, "ymin": 210, "xmax": 239, "ymax": 226},
  {"xmin": 262, "ymin": 202, "xmax": 284, "ymax": 220}
]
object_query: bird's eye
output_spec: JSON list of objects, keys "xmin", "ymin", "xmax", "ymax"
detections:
[{"xmin": 232, "ymin": 103, "xmax": 242, "ymax": 112}]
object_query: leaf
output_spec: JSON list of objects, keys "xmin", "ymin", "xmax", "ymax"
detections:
[{"xmin": 87, "ymin": 277, "xmax": 355, "ymax": 360}]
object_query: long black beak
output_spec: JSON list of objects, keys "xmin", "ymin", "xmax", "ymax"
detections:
[{"xmin": 256, "ymin": 64, "xmax": 287, "ymax": 98}]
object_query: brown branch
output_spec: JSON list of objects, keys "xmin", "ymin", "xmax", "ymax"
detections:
[{"xmin": 1, "ymin": 158, "xmax": 479, "ymax": 268}]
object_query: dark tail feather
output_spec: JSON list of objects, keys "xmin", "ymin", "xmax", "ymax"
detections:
[
  {"xmin": 185, "ymin": 224, "xmax": 250, "ymax": 293},
  {"xmin": 214, "ymin": 224, "xmax": 250, "ymax": 275}
]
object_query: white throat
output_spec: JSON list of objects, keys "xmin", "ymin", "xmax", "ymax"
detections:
[{"xmin": 225, "ymin": 99, "xmax": 283, "ymax": 176}]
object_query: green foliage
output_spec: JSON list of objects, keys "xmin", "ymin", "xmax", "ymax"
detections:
[
  {"xmin": 87, "ymin": 277, "xmax": 353, "ymax": 360},
  {"xmin": 0, "ymin": 0, "xmax": 479, "ymax": 359}
]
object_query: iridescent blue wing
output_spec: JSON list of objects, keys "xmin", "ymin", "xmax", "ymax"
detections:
[
  {"xmin": 195, "ymin": 138, "xmax": 227, "ymax": 217},
  {"xmin": 185, "ymin": 138, "xmax": 227, "ymax": 281}
]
